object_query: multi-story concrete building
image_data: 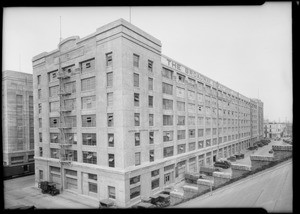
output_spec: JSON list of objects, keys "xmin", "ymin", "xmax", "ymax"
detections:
[
  {"xmin": 264, "ymin": 121, "xmax": 286, "ymax": 139},
  {"xmin": 2, "ymin": 70, "xmax": 34, "ymax": 177},
  {"xmin": 32, "ymin": 19, "xmax": 264, "ymax": 207}
]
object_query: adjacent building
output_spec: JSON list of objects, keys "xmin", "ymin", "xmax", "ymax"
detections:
[
  {"xmin": 2, "ymin": 70, "xmax": 34, "ymax": 177},
  {"xmin": 32, "ymin": 19, "xmax": 264, "ymax": 207},
  {"xmin": 264, "ymin": 121, "xmax": 288, "ymax": 139}
]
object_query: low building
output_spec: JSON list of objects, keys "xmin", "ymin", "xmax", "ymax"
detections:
[{"xmin": 2, "ymin": 70, "xmax": 34, "ymax": 178}]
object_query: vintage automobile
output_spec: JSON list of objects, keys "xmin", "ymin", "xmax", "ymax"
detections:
[
  {"xmin": 38, "ymin": 181, "xmax": 60, "ymax": 196},
  {"xmin": 185, "ymin": 172, "xmax": 207, "ymax": 184},
  {"xmin": 99, "ymin": 199, "xmax": 116, "ymax": 208},
  {"xmin": 214, "ymin": 160, "xmax": 231, "ymax": 169},
  {"xmin": 150, "ymin": 194, "xmax": 170, "ymax": 208}
]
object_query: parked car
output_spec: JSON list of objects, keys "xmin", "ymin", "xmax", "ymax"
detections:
[
  {"xmin": 99, "ymin": 199, "xmax": 116, "ymax": 208},
  {"xmin": 214, "ymin": 160, "xmax": 231, "ymax": 169},
  {"xmin": 235, "ymin": 153, "xmax": 245, "ymax": 159},
  {"xmin": 269, "ymin": 150, "xmax": 274, "ymax": 154},
  {"xmin": 227, "ymin": 156, "xmax": 236, "ymax": 162}
]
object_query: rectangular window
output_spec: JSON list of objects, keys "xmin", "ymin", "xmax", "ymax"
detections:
[
  {"xmin": 130, "ymin": 186, "xmax": 140, "ymax": 199},
  {"xmin": 134, "ymin": 113, "xmax": 140, "ymax": 126},
  {"xmin": 39, "ymin": 118, "xmax": 42, "ymax": 128},
  {"xmin": 177, "ymin": 73, "xmax": 185, "ymax": 83},
  {"xmin": 83, "ymin": 151, "xmax": 97, "ymax": 164},
  {"xmin": 188, "ymin": 90, "xmax": 195, "ymax": 100},
  {"xmin": 163, "ymin": 115, "xmax": 173, "ymax": 126},
  {"xmin": 39, "ymin": 147, "xmax": 43, "ymax": 157},
  {"xmin": 48, "ymin": 70, "xmax": 58, "ymax": 82},
  {"xmin": 162, "ymin": 82, "xmax": 173, "ymax": 95},
  {"xmin": 107, "ymin": 93, "xmax": 113, "ymax": 107},
  {"xmin": 39, "ymin": 170, "xmax": 43, "ymax": 180},
  {"xmin": 163, "ymin": 99, "xmax": 173, "ymax": 110},
  {"xmin": 177, "ymin": 130, "xmax": 186, "ymax": 140},
  {"xmin": 177, "ymin": 101, "xmax": 185, "ymax": 111},
  {"xmin": 188, "ymin": 116, "xmax": 196, "ymax": 125},
  {"xmin": 133, "ymin": 73, "xmax": 139, "ymax": 87},
  {"xmin": 37, "ymin": 90, "xmax": 41, "ymax": 100},
  {"xmin": 149, "ymin": 96, "xmax": 153, "ymax": 108},
  {"xmin": 108, "ymin": 186, "xmax": 116, "ymax": 199},
  {"xmin": 65, "ymin": 81, "xmax": 76, "ymax": 93},
  {"xmin": 176, "ymin": 87, "xmax": 185, "ymax": 98},
  {"xmin": 149, "ymin": 114, "xmax": 154, "ymax": 126},
  {"xmin": 206, "ymin": 128, "xmax": 211, "ymax": 136},
  {"xmin": 39, "ymin": 133, "xmax": 42, "ymax": 142},
  {"xmin": 189, "ymin": 142, "xmax": 196, "ymax": 151},
  {"xmin": 189, "ymin": 129, "xmax": 195, "ymax": 138},
  {"xmin": 50, "ymin": 148, "xmax": 59, "ymax": 159},
  {"xmin": 88, "ymin": 183, "xmax": 97, "ymax": 193},
  {"xmin": 149, "ymin": 150, "xmax": 154, "ymax": 162},
  {"xmin": 151, "ymin": 178, "xmax": 159, "ymax": 190},
  {"xmin": 177, "ymin": 144, "xmax": 186, "ymax": 154},
  {"xmin": 64, "ymin": 99, "xmax": 76, "ymax": 111},
  {"xmin": 106, "ymin": 52, "xmax": 113, "ymax": 66},
  {"xmin": 206, "ymin": 139, "xmax": 211, "ymax": 147},
  {"xmin": 65, "ymin": 133, "xmax": 77, "ymax": 145},
  {"xmin": 107, "ymin": 113, "xmax": 113, "ymax": 127},
  {"xmin": 198, "ymin": 117, "xmax": 204, "ymax": 126},
  {"xmin": 148, "ymin": 60, "xmax": 153, "ymax": 72},
  {"xmin": 81, "ymin": 77, "xmax": 95, "ymax": 92},
  {"xmin": 151, "ymin": 169, "xmax": 159, "ymax": 177},
  {"xmin": 198, "ymin": 141, "xmax": 204, "ymax": 149},
  {"xmin": 82, "ymin": 96, "xmax": 96, "ymax": 109},
  {"xmin": 107, "ymin": 72, "xmax": 113, "ymax": 87},
  {"xmin": 37, "ymin": 75, "xmax": 41, "ymax": 85},
  {"xmin": 162, "ymin": 67, "xmax": 173, "ymax": 79},
  {"xmin": 38, "ymin": 103, "xmax": 42, "ymax": 114},
  {"xmin": 81, "ymin": 58, "xmax": 95, "ymax": 73},
  {"xmin": 11, "ymin": 156, "xmax": 24, "ymax": 164},
  {"xmin": 177, "ymin": 116, "xmax": 185, "ymax": 126},
  {"xmin": 108, "ymin": 133, "xmax": 114, "ymax": 147},
  {"xmin": 49, "ymin": 85, "xmax": 59, "ymax": 97},
  {"xmin": 163, "ymin": 131, "xmax": 173, "ymax": 142},
  {"xmin": 130, "ymin": 175, "xmax": 140, "ymax": 185},
  {"xmin": 198, "ymin": 93, "xmax": 203, "ymax": 102},
  {"xmin": 133, "ymin": 54, "xmax": 139, "ymax": 68},
  {"xmin": 82, "ymin": 133, "xmax": 97, "ymax": 146},
  {"xmin": 163, "ymin": 146, "xmax": 174, "ymax": 158},
  {"xmin": 108, "ymin": 154, "xmax": 115, "ymax": 167},
  {"xmin": 50, "ymin": 117, "xmax": 59, "ymax": 128},
  {"xmin": 135, "ymin": 133, "xmax": 140, "ymax": 146},
  {"xmin": 198, "ymin": 105, "xmax": 204, "ymax": 114},
  {"xmin": 149, "ymin": 131, "xmax": 154, "ymax": 144},
  {"xmin": 50, "ymin": 101, "xmax": 59, "ymax": 112},
  {"xmin": 82, "ymin": 115, "xmax": 96, "ymax": 127},
  {"xmin": 213, "ymin": 138, "xmax": 217, "ymax": 145},
  {"xmin": 134, "ymin": 93, "xmax": 139, "ymax": 107},
  {"xmin": 148, "ymin": 78, "xmax": 153, "ymax": 91}
]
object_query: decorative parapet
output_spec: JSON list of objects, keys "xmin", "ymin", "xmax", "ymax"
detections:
[
  {"xmin": 272, "ymin": 145, "xmax": 292, "ymax": 151},
  {"xmin": 213, "ymin": 172, "xmax": 232, "ymax": 179},
  {"xmin": 250, "ymin": 155, "xmax": 274, "ymax": 162}
]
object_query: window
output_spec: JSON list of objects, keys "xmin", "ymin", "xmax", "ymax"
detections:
[
  {"xmin": 206, "ymin": 128, "xmax": 211, "ymax": 136},
  {"xmin": 38, "ymin": 103, "xmax": 42, "ymax": 114},
  {"xmin": 81, "ymin": 59, "xmax": 95, "ymax": 72},
  {"xmin": 177, "ymin": 130, "xmax": 186, "ymax": 140},
  {"xmin": 176, "ymin": 87, "xmax": 185, "ymax": 98},
  {"xmin": 37, "ymin": 75, "xmax": 41, "ymax": 85},
  {"xmin": 189, "ymin": 142, "xmax": 196, "ymax": 151},
  {"xmin": 64, "ymin": 99, "xmax": 76, "ymax": 111},
  {"xmin": 163, "ymin": 146, "xmax": 174, "ymax": 158},
  {"xmin": 108, "ymin": 186, "xmax": 116, "ymax": 199},
  {"xmin": 162, "ymin": 67, "xmax": 173, "ymax": 79},
  {"xmin": 39, "ymin": 170, "xmax": 43, "ymax": 180},
  {"xmin": 81, "ymin": 77, "xmax": 95, "ymax": 92},
  {"xmin": 130, "ymin": 186, "xmax": 141, "ymax": 199},
  {"xmin": 65, "ymin": 133, "xmax": 77, "ymax": 145},
  {"xmin": 177, "ymin": 73, "xmax": 185, "ymax": 83},
  {"xmin": 106, "ymin": 52, "xmax": 113, "ymax": 66},
  {"xmin": 50, "ymin": 117, "xmax": 59, "ymax": 128},
  {"xmin": 148, "ymin": 96, "xmax": 153, "ymax": 108},
  {"xmin": 11, "ymin": 156, "xmax": 24, "ymax": 164},
  {"xmin": 219, "ymin": 137, "xmax": 222, "ymax": 144},
  {"xmin": 177, "ymin": 144, "xmax": 186, "ymax": 154},
  {"xmin": 133, "ymin": 54, "xmax": 139, "ymax": 68},
  {"xmin": 151, "ymin": 169, "xmax": 159, "ymax": 177},
  {"xmin": 151, "ymin": 178, "xmax": 159, "ymax": 189},
  {"xmin": 148, "ymin": 60, "xmax": 153, "ymax": 72},
  {"xmin": 149, "ymin": 149, "xmax": 154, "ymax": 162},
  {"xmin": 107, "ymin": 113, "xmax": 114, "ymax": 127},
  {"xmin": 108, "ymin": 133, "xmax": 114, "ymax": 147},
  {"xmin": 82, "ymin": 115, "xmax": 96, "ymax": 127},
  {"xmin": 89, "ymin": 183, "xmax": 97, "ymax": 193},
  {"xmin": 50, "ymin": 148, "xmax": 59, "ymax": 159},
  {"xmin": 198, "ymin": 117, "xmax": 204, "ymax": 126},
  {"xmin": 177, "ymin": 116, "xmax": 185, "ymax": 126},
  {"xmin": 161, "ymin": 82, "xmax": 173, "ymax": 95},
  {"xmin": 130, "ymin": 175, "xmax": 140, "ymax": 185},
  {"xmin": 213, "ymin": 138, "xmax": 217, "ymax": 145},
  {"xmin": 188, "ymin": 116, "xmax": 196, "ymax": 125},
  {"xmin": 198, "ymin": 105, "xmax": 204, "ymax": 114},
  {"xmin": 148, "ymin": 78, "xmax": 153, "ymax": 90},
  {"xmin": 49, "ymin": 85, "xmax": 59, "ymax": 97},
  {"xmin": 198, "ymin": 141, "xmax": 204, "ymax": 149},
  {"xmin": 39, "ymin": 133, "xmax": 42, "ymax": 142},
  {"xmin": 188, "ymin": 90, "xmax": 195, "ymax": 100},
  {"xmin": 198, "ymin": 93, "xmax": 203, "ymax": 102},
  {"xmin": 108, "ymin": 154, "xmax": 115, "ymax": 167},
  {"xmin": 65, "ymin": 81, "xmax": 76, "ymax": 93},
  {"xmin": 149, "ymin": 132, "xmax": 154, "ymax": 144},
  {"xmin": 135, "ymin": 133, "xmax": 140, "ymax": 146},
  {"xmin": 106, "ymin": 71, "xmax": 114, "ymax": 87},
  {"xmin": 39, "ymin": 147, "xmax": 43, "ymax": 157},
  {"xmin": 50, "ymin": 101, "xmax": 59, "ymax": 112},
  {"xmin": 39, "ymin": 118, "xmax": 42, "ymax": 128},
  {"xmin": 149, "ymin": 114, "xmax": 154, "ymax": 126},
  {"xmin": 106, "ymin": 92, "xmax": 113, "ymax": 107},
  {"xmin": 48, "ymin": 71, "xmax": 58, "ymax": 82},
  {"xmin": 132, "ymin": 74, "xmax": 139, "ymax": 89},
  {"xmin": 134, "ymin": 113, "xmax": 140, "ymax": 126},
  {"xmin": 38, "ymin": 89, "xmax": 41, "ymax": 99},
  {"xmin": 163, "ymin": 115, "xmax": 173, "ymax": 126},
  {"xmin": 189, "ymin": 129, "xmax": 195, "ymax": 138},
  {"xmin": 83, "ymin": 151, "xmax": 97, "ymax": 164},
  {"xmin": 163, "ymin": 99, "xmax": 173, "ymax": 110},
  {"xmin": 82, "ymin": 96, "xmax": 96, "ymax": 109},
  {"xmin": 134, "ymin": 93, "xmax": 139, "ymax": 107},
  {"xmin": 163, "ymin": 131, "xmax": 173, "ymax": 142},
  {"xmin": 206, "ymin": 139, "xmax": 211, "ymax": 147},
  {"xmin": 213, "ymin": 128, "xmax": 217, "ymax": 135},
  {"xmin": 65, "ymin": 116, "xmax": 77, "ymax": 127},
  {"xmin": 82, "ymin": 133, "xmax": 97, "ymax": 146},
  {"xmin": 188, "ymin": 78, "xmax": 196, "ymax": 86}
]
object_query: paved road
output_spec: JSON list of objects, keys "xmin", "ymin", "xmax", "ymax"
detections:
[
  {"xmin": 4, "ymin": 175, "xmax": 99, "ymax": 209},
  {"xmin": 175, "ymin": 159, "xmax": 293, "ymax": 212}
]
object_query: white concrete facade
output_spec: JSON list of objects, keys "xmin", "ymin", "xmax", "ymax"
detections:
[{"xmin": 32, "ymin": 18, "xmax": 263, "ymax": 207}]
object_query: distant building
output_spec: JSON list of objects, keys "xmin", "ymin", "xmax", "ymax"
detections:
[
  {"xmin": 32, "ymin": 19, "xmax": 264, "ymax": 207},
  {"xmin": 286, "ymin": 123, "xmax": 292, "ymax": 137},
  {"xmin": 2, "ymin": 70, "xmax": 34, "ymax": 177},
  {"xmin": 264, "ymin": 121, "xmax": 286, "ymax": 139}
]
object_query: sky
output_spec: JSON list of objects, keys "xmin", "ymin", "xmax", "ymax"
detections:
[{"xmin": 2, "ymin": 3, "xmax": 292, "ymax": 123}]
